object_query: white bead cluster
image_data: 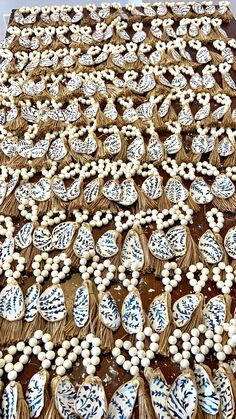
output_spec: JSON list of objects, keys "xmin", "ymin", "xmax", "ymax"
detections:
[
  {"xmin": 212, "ymin": 262, "xmax": 235, "ymax": 294},
  {"xmin": 161, "ymin": 262, "xmax": 182, "ymax": 293},
  {"xmin": 206, "ymin": 208, "xmax": 224, "ymax": 233},
  {"xmin": 169, "ymin": 322, "xmax": 236, "ymax": 370},
  {"xmin": 89, "ymin": 210, "xmax": 113, "ymax": 228},
  {"xmin": 118, "ymin": 262, "xmax": 140, "ymax": 291},
  {"xmin": 112, "ymin": 327, "xmax": 159, "ymax": 376},
  {"xmin": 55, "ymin": 334, "xmax": 101, "ymax": 376},
  {"xmin": 79, "ymin": 249, "xmax": 116, "ymax": 292},
  {"xmin": 186, "ymin": 262, "xmax": 209, "ymax": 293},
  {"xmin": 41, "ymin": 209, "xmax": 66, "ymax": 227},
  {"xmin": 32, "ymin": 252, "xmax": 71, "ymax": 284},
  {"xmin": 0, "ymin": 253, "xmax": 26, "ymax": 284}
]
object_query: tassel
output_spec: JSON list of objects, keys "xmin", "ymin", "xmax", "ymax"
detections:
[
  {"xmin": 44, "ymin": 378, "xmax": 61, "ymax": 419},
  {"xmin": 210, "ymin": 51, "xmax": 224, "ymax": 65},
  {"xmin": 68, "ymin": 181, "xmax": 87, "ymax": 213},
  {"xmin": 175, "ymin": 144, "xmax": 191, "ymax": 163},
  {"xmin": 47, "ymin": 318, "xmax": 67, "ymax": 345},
  {"xmin": 0, "ymin": 319, "xmax": 23, "ymax": 345},
  {"xmin": 158, "ymin": 293, "xmax": 172, "ymax": 356},
  {"xmin": 9, "ymin": 154, "xmax": 30, "ymax": 169},
  {"xmin": 87, "ymin": 179, "xmax": 105, "ymax": 213},
  {"xmin": 115, "ymin": 135, "xmax": 127, "ymax": 161},
  {"xmin": 37, "ymin": 199, "xmax": 55, "ymax": 217},
  {"xmin": 0, "ymin": 192, "xmax": 20, "ymax": 217},
  {"xmin": 177, "ymin": 227, "xmax": 202, "ymax": 271},
  {"xmin": 186, "ymin": 196, "xmax": 200, "ymax": 213},
  {"xmin": 156, "ymin": 179, "xmax": 172, "ymax": 211},
  {"xmin": 223, "ymin": 144, "xmax": 236, "ymax": 167},
  {"xmin": 96, "ymin": 321, "xmax": 114, "ymax": 353},
  {"xmin": 174, "ymin": 293, "xmax": 204, "ymax": 334},
  {"xmin": 17, "ymin": 382, "xmax": 30, "ymax": 419},
  {"xmin": 64, "ymin": 230, "xmax": 79, "ymax": 267},
  {"xmin": 96, "ymin": 138, "xmax": 107, "ymax": 159},
  {"xmin": 136, "ymin": 376, "xmax": 156, "ymax": 419},
  {"xmin": 213, "ymin": 194, "xmax": 236, "ymax": 212},
  {"xmin": 133, "ymin": 225, "xmax": 152, "ymax": 273},
  {"xmin": 23, "ymin": 313, "xmax": 46, "ymax": 341},
  {"xmin": 209, "ymin": 138, "xmax": 220, "ymax": 167},
  {"xmin": 135, "ymin": 183, "xmax": 157, "ymax": 212}
]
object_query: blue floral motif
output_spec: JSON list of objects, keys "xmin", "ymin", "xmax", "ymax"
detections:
[
  {"xmin": 55, "ymin": 377, "xmax": 77, "ymax": 419},
  {"xmin": 38, "ymin": 285, "xmax": 66, "ymax": 321},
  {"xmin": 73, "ymin": 285, "xmax": 89, "ymax": 328},
  {"xmin": 203, "ymin": 296, "xmax": 226, "ymax": 331},
  {"xmin": 108, "ymin": 380, "xmax": 139, "ymax": 419},
  {"xmin": 195, "ymin": 365, "xmax": 220, "ymax": 415},
  {"xmin": 148, "ymin": 296, "xmax": 168, "ymax": 333},
  {"xmin": 173, "ymin": 294, "xmax": 199, "ymax": 327},
  {"xmin": 26, "ymin": 370, "xmax": 47, "ymax": 417},
  {"xmin": 150, "ymin": 373, "xmax": 171, "ymax": 419},
  {"xmin": 2, "ymin": 382, "xmax": 18, "ymax": 419},
  {"xmin": 99, "ymin": 292, "xmax": 120, "ymax": 331},
  {"xmin": 213, "ymin": 367, "xmax": 234, "ymax": 419},
  {"xmin": 122, "ymin": 291, "xmax": 144, "ymax": 334},
  {"xmin": 75, "ymin": 378, "xmax": 107, "ymax": 419},
  {"xmin": 167, "ymin": 375, "xmax": 197, "ymax": 419}
]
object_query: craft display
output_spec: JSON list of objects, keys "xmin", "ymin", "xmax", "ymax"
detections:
[{"xmin": 0, "ymin": 0, "xmax": 235, "ymax": 418}]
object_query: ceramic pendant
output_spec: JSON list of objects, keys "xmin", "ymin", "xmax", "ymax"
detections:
[
  {"xmin": 67, "ymin": 179, "xmax": 81, "ymax": 201},
  {"xmin": 213, "ymin": 366, "xmax": 235, "ymax": 419},
  {"xmin": 122, "ymin": 288, "xmax": 144, "ymax": 334},
  {"xmin": 211, "ymin": 175, "xmax": 235, "ymax": 199},
  {"xmin": 224, "ymin": 226, "xmax": 236, "ymax": 259},
  {"xmin": 104, "ymin": 103, "xmax": 117, "ymax": 120},
  {"xmin": 2, "ymin": 382, "xmax": 18, "ymax": 419},
  {"xmin": 102, "ymin": 180, "xmax": 121, "ymax": 202},
  {"xmin": 195, "ymin": 104, "xmax": 210, "ymax": 121},
  {"xmin": 148, "ymin": 293, "xmax": 170, "ymax": 333},
  {"xmin": 203, "ymin": 295, "xmax": 226, "ymax": 331},
  {"xmin": 165, "ymin": 178, "xmax": 188, "ymax": 203},
  {"xmin": 0, "ymin": 279, "xmax": 25, "ymax": 321},
  {"xmin": 84, "ymin": 179, "xmax": 100, "ymax": 204},
  {"xmin": 164, "ymin": 134, "xmax": 182, "ymax": 154},
  {"xmin": 15, "ymin": 183, "xmax": 32, "ymax": 204},
  {"xmin": 218, "ymin": 138, "xmax": 234, "ymax": 157},
  {"xmin": 166, "ymin": 225, "xmax": 186, "ymax": 257},
  {"xmin": 38, "ymin": 285, "xmax": 66, "ymax": 321},
  {"xmin": 149, "ymin": 230, "xmax": 174, "ymax": 260},
  {"xmin": 31, "ymin": 138, "xmax": 49, "ymax": 159},
  {"xmin": 121, "ymin": 229, "xmax": 144, "ymax": 269},
  {"xmin": 142, "ymin": 175, "xmax": 162, "ymax": 199},
  {"xmin": 212, "ymin": 105, "xmax": 228, "ymax": 121},
  {"xmin": 167, "ymin": 372, "xmax": 197, "ymax": 419},
  {"xmin": 99, "ymin": 292, "xmax": 121, "ymax": 331},
  {"xmin": 158, "ymin": 99, "xmax": 171, "ymax": 117},
  {"xmin": 119, "ymin": 179, "xmax": 137, "ymax": 206},
  {"xmin": 108, "ymin": 378, "xmax": 139, "ymax": 419},
  {"xmin": 190, "ymin": 177, "xmax": 213, "ymax": 204},
  {"xmin": 104, "ymin": 134, "xmax": 121, "ymax": 155},
  {"xmin": 15, "ymin": 222, "xmax": 33, "ymax": 249},
  {"xmin": 73, "ymin": 284, "xmax": 89, "ymax": 328},
  {"xmin": 147, "ymin": 137, "xmax": 163, "ymax": 161},
  {"xmin": 190, "ymin": 74, "xmax": 202, "ymax": 90},
  {"xmin": 52, "ymin": 222, "xmax": 76, "ymax": 250},
  {"xmin": 73, "ymin": 223, "xmax": 94, "ymax": 257},
  {"xmin": 0, "ymin": 179, "xmax": 6, "ymax": 205},
  {"xmin": 75, "ymin": 376, "xmax": 107, "ymax": 419},
  {"xmin": 178, "ymin": 106, "xmax": 193, "ymax": 126},
  {"xmin": 55, "ymin": 376, "xmax": 77, "ymax": 419},
  {"xmin": 26, "ymin": 370, "xmax": 49, "ymax": 418},
  {"xmin": 51, "ymin": 177, "xmax": 67, "ymax": 201},
  {"xmin": 146, "ymin": 368, "xmax": 171, "ymax": 419},
  {"xmin": 173, "ymin": 294, "xmax": 201, "ymax": 327},
  {"xmin": 194, "ymin": 364, "xmax": 220, "ymax": 416},
  {"xmin": 196, "ymin": 46, "xmax": 211, "ymax": 64},
  {"xmin": 199, "ymin": 230, "xmax": 223, "ymax": 264},
  {"xmin": 127, "ymin": 136, "xmax": 145, "ymax": 161},
  {"xmin": 48, "ymin": 138, "xmax": 67, "ymax": 161},
  {"xmin": 33, "ymin": 227, "xmax": 53, "ymax": 251},
  {"xmin": 96, "ymin": 230, "xmax": 119, "ymax": 258},
  {"xmin": 24, "ymin": 284, "xmax": 41, "ymax": 323}
]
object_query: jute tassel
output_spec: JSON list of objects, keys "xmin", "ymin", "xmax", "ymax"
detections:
[
  {"xmin": 222, "ymin": 108, "xmax": 234, "ymax": 128},
  {"xmin": 213, "ymin": 194, "xmax": 236, "ymax": 212},
  {"xmin": 68, "ymin": 180, "xmax": 88, "ymax": 213},
  {"xmin": 195, "ymin": 364, "xmax": 220, "ymax": 419},
  {"xmin": 210, "ymin": 51, "xmax": 224, "ymax": 66},
  {"xmin": 34, "ymin": 370, "xmax": 50, "ymax": 419},
  {"xmin": 186, "ymin": 195, "xmax": 200, "ymax": 213},
  {"xmin": 136, "ymin": 375, "xmax": 156, "ymax": 419},
  {"xmin": 223, "ymin": 144, "xmax": 236, "ymax": 167},
  {"xmin": 115, "ymin": 134, "xmax": 128, "ymax": 162},
  {"xmin": 0, "ymin": 319, "xmax": 23, "ymax": 345},
  {"xmin": 173, "ymin": 293, "xmax": 204, "ymax": 334},
  {"xmin": 158, "ymin": 293, "xmax": 172, "ymax": 356},
  {"xmin": 9, "ymin": 154, "xmax": 30, "ymax": 169},
  {"xmin": 96, "ymin": 138, "xmax": 107, "ymax": 159},
  {"xmin": 64, "ymin": 228, "xmax": 79, "ymax": 267},
  {"xmin": 0, "ymin": 191, "xmax": 20, "ymax": 218},
  {"xmin": 65, "ymin": 280, "xmax": 98, "ymax": 339},
  {"xmin": 23, "ymin": 313, "xmax": 46, "ymax": 341},
  {"xmin": 209, "ymin": 137, "xmax": 220, "ymax": 166},
  {"xmin": 177, "ymin": 227, "xmax": 202, "ymax": 271},
  {"xmin": 135, "ymin": 183, "xmax": 157, "ymax": 212},
  {"xmin": 5, "ymin": 116, "xmax": 28, "ymax": 134},
  {"xmin": 152, "ymin": 104, "xmax": 168, "ymax": 131},
  {"xmin": 47, "ymin": 318, "xmax": 67, "ymax": 345},
  {"xmin": 44, "ymin": 377, "xmax": 61, "ymax": 419},
  {"xmin": 16, "ymin": 382, "xmax": 30, "ymax": 419},
  {"xmin": 175, "ymin": 143, "xmax": 191, "ymax": 163},
  {"xmin": 156, "ymin": 181, "xmax": 172, "ymax": 211},
  {"xmin": 37, "ymin": 198, "xmax": 55, "ymax": 217},
  {"xmin": 133, "ymin": 225, "xmax": 152, "ymax": 273}
]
